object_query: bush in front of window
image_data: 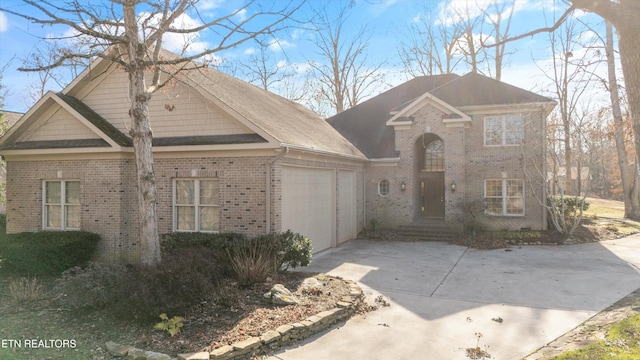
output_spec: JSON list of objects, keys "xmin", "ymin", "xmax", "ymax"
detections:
[
  {"xmin": 160, "ymin": 232, "xmax": 247, "ymax": 275},
  {"xmin": 0, "ymin": 231, "xmax": 100, "ymax": 276},
  {"xmin": 118, "ymin": 247, "xmax": 225, "ymax": 321}
]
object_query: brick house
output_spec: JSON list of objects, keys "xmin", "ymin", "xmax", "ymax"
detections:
[
  {"xmin": 328, "ymin": 73, "xmax": 555, "ymax": 232},
  {"xmin": 0, "ymin": 52, "xmax": 554, "ymax": 262}
]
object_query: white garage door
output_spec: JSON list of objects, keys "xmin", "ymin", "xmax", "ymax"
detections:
[
  {"xmin": 337, "ymin": 170, "xmax": 357, "ymax": 243},
  {"xmin": 281, "ymin": 166, "xmax": 335, "ymax": 253}
]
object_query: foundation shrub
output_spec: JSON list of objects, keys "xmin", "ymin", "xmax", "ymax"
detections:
[
  {"xmin": 160, "ymin": 232, "xmax": 246, "ymax": 275},
  {"xmin": 0, "ymin": 231, "xmax": 100, "ymax": 276},
  {"xmin": 54, "ymin": 262, "xmax": 130, "ymax": 310},
  {"xmin": 119, "ymin": 247, "xmax": 225, "ymax": 321}
]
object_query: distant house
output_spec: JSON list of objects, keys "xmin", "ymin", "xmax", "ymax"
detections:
[
  {"xmin": 550, "ymin": 166, "xmax": 592, "ymax": 196},
  {"xmin": 0, "ymin": 49, "xmax": 555, "ymax": 263}
]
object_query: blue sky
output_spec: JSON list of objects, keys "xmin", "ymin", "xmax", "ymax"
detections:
[{"xmin": 0, "ymin": 0, "xmax": 610, "ymax": 115}]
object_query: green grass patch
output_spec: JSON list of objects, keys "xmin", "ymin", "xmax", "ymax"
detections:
[{"xmin": 554, "ymin": 314, "xmax": 640, "ymax": 359}]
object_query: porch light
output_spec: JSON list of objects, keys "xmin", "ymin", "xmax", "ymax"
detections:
[
  {"xmin": 400, "ymin": 181, "xmax": 407, "ymax": 192},
  {"xmin": 450, "ymin": 180, "xmax": 456, "ymax": 192}
]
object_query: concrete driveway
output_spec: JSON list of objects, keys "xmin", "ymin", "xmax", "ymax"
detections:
[{"xmin": 268, "ymin": 234, "xmax": 640, "ymax": 360}]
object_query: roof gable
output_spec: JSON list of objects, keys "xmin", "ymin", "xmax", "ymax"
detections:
[
  {"xmin": 0, "ymin": 92, "xmax": 131, "ymax": 151},
  {"xmin": 328, "ymin": 72, "xmax": 555, "ymax": 159},
  {"xmin": 7, "ymin": 47, "xmax": 364, "ymax": 159},
  {"xmin": 327, "ymin": 74, "xmax": 459, "ymax": 158}
]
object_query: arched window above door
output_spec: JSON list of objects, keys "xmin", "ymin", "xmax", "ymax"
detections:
[{"xmin": 423, "ymin": 140, "xmax": 444, "ymax": 172}]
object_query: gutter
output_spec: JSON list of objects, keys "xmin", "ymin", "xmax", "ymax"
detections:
[
  {"xmin": 266, "ymin": 146, "xmax": 289, "ymax": 233},
  {"xmin": 280, "ymin": 143, "xmax": 366, "ymax": 162}
]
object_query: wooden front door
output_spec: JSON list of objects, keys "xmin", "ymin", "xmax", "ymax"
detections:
[{"xmin": 420, "ymin": 175, "xmax": 445, "ymax": 218}]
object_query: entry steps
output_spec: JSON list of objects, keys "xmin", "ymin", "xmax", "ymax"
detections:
[{"xmin": 397, "ymin": 220, "xmax": 457, "ymax": 242}]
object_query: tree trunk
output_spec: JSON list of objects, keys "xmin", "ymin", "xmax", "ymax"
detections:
[
  {"xmin": 605, "ymin": 21, "xmax": 640, "ymax": 220},
  {"xmin": 124, "ymin": 3, "xmax": 161, "ymax": 264},
  {"xmin": 571, "ymin": 0, "xmax": 640, "ymax": 219},
  {"xmin": 616, "ymin": 23, "xmax": 640, "ymax": 220}
]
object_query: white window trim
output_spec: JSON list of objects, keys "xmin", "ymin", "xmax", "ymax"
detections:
[
  {"xmin": 377, "ymin": 179, "xmax": 390, "ymax": 197},
  {"xmin": 483, "ymin": 115, "xmax": 524, "ymax": 147},
  {"xmin": 172, "ymin": 178, "xmax": 220, "ymax": 233},
  {"xmin": 42, "ymin": 180, "xmax": 81, "ymax": 230},
  {"xmin": 484, "ymin": 179, "xmax": 525, "ymax": 216}
]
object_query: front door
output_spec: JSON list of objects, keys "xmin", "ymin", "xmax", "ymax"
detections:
[{"xmin": 420, "ymin": 175, "xmax": 445, "ymax": 218}]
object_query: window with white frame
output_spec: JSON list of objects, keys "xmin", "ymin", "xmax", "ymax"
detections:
[
  {"xmin": 484, "ymin": 179, "xmax": 524, "ymax": 216},
  {"xmin": 173, "ymin": 178, "xmax": 219, "ymax": 232},
  {"xmin": 43, "ymin": 180, "xmax": 81, "ymax": 230},
  {"xmin": 484, "ymin": 115, "xmax": 524, "ymax": 146},
  {"xmin": 378, "ymin": 179, "xmax": 390, "ymax": 196}
]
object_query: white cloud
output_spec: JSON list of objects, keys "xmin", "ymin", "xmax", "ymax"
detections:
[
  {"xmin": 140, "ymin": 12, "xmax": 209, "ymax": 54},
  {"xmin": 244, "ymin": 47, "xmax": 256, "ymax": 55},
  {"xmin": 0, "ymin": 12, "xmax": 8, "ymax": 32},
  {"xmin": 268, "ymin": 38, "xmax": 294, "ymax": 52},
  {"xmin": 234, "ymin": 8, "xmax": 247, "ymax": 21},
  {"xmin": 199, "ymin": 0, "xmax": 225, "ymax": 10}
]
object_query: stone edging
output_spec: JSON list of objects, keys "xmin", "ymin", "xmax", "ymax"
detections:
[
  {"xmin": 106, "ymin": 280, "xmax": 364, "ymax": 360},
  {"xmin": 524, "ymin": 287, "xmax": 640, "ymax": 359}
]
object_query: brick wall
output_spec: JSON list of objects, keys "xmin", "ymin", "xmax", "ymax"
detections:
[
  {"xmin": 365, "ymin": 104, "xmax": 547, "ymax": 231},
  {"xmin": 5, "ymin": 159, "xmax": 137, "ymax": 262},
  {"xmin": 6, "ymin": 153, "xmax": 366, "ymax": 262},
  {"xmin": 463, "ymin": 110, "xmax": 546, "ymax": 230}
]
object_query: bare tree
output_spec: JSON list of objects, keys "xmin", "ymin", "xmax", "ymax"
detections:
[
  {"xmin": 21, "ymin": 40, "xmax": 89, "ymax": 105},
  {"xmin": 398, "ymin": 3, "xmax": 464, "ymax": 76},
  {"xmin": 234, "ymin": 39, "xmax": 306, "ymax": 102},
  {"xmin": 1, "ymin": 0, "xmax": 303, "ymax": 264},
  {"xmin": 604, "ymin": 21, "xmax": 640, "ymax": 218},
  {"xmin": 537, "ymin": 16, "xmax": 600, "ymax": 196},
  {"xmin": 488, "ymin": 1, "xmax": 640, "ymax": 217},
  {"xmin": 479, "ymin": 0, "xmax": 516, "ymax": 81},
  {"xmin": 307, "ymin": 3, "xmax": 386, "ymax": 115}
]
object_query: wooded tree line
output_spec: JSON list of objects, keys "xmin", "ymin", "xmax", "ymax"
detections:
[{"xmin": 0, "ymin": 0, "xmax": 638, "ymax": 263}]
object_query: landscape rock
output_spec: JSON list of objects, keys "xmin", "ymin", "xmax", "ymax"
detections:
[
  {"xmin": 263, "ymin": 284, "xmax": 300, "ymax": 305},
  {"xmin": 106, "ymin": 341, "xmax": 134, "ymax": 357}
]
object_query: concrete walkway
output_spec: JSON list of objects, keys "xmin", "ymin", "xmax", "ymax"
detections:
[{"xmin": 268, "ymin": 234, "xmax": 640, "ymax": 360}]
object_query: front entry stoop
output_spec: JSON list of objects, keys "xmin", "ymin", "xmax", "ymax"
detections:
[{"xmin": 397, "ymin": 219, "xmax": 456, "ymax": 242}]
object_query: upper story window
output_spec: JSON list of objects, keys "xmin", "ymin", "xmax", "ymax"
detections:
[
  {"xmin": 423, "ymin": 140, "xmax": 444, "ymax": 172},
  {"xmin": 378, "ymin": 179, "xmax": 390, "ymax": 196},
  {"xmin": 43, "ymin": 180, "xmax": 81, "ymax": 230},
  {"xmin": 484, "ymin": 115, "xmax": 524, "ymax": 146},
  {"xmin": 174, "ymin": 178, "xmax": 219, "ymax": 232}
]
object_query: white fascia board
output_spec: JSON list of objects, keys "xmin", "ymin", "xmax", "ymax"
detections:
[
  {"xmin": 368, "ymin": 157, "xmax": 400, "ymax": 166},
  {"xmin": 280, "ymin": 143, "xmax": 368, "ymax": 162},
  {"xmin": 459, "ymin": 101, "xmax": 557, "ymax": 116},
  {"xmin": 0, "ymin": 92, "xmax": 59, "ymax": 146},
  {"xmin": 51, "ymin": 94, "xmax": 126, "ymax": 150},
  {"xmin": 385, "ymin": 92, "xmax": 471, "ymax": 126}
]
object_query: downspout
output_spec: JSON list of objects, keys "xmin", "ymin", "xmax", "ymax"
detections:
[
  {"xmin": 266, "ymin": 146, "xmax": 289, "ymax": 234},
  {"xmin": 363, "ymin": 165, "xmax": 367, "ymax": 230},
  {"xmin": 542, "ymin": 111, "xmax": 548, "ymax": 230}
]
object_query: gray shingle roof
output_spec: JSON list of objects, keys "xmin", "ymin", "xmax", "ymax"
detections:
[
  {"xmin": 185, "ymin": 66, "xmax": 365, "ymax": 158},
  {"xmin": 56, "ymin": 93, "xmax": 133, "ymax": 147},
  {"xmin": 328, "ymin": 73, "xmax": 553, "ymax": 159}
]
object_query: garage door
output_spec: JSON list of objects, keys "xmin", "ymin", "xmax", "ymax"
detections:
[
  {"xmin": 281, "ymin": 166, "xmax": 335, "ymax": 252},
  {"xmin": 337, "ymin": 170, "xmax": 357, "ymax": 243}
]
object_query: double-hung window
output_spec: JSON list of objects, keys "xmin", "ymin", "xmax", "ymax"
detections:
[
  {"xmin": 484, "ymin": 179, "xmax": 524, "ymax": 216},
  {"xmin": 43, "ymin": 180, "xmax": 81, "ymax": 230},
  {"xmin": 173, "ymin": 179, "xmax": 219, "ymax": 232},
  {"xmin": 484, "ymin": 115, "xmax": 524, "ymax": 146}
]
